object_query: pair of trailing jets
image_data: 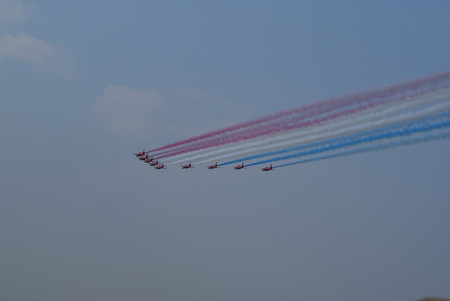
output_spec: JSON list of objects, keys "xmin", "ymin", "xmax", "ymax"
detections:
[{"xmin": 134, "ymin": 149, "xmax": 273, "ymax": 171}]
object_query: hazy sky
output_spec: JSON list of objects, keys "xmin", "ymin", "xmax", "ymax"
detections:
[{"xmin": 1, "ymin": 1, "xmax": 449, "ymax": 301}]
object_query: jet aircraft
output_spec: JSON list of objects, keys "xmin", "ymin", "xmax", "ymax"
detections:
[
  {"xmin": 138, "ymin": 154, "xmax": 149, "ymax": 161},
  {"xmin": 208, "ymin": 162, "xmax": 219, "ymax": 169},
  {"xmin": 144, "ymin": 156, "xmax": 154, "ymax": 163},
  {"xmin": 154, "ymin": 163, "xmax": 165, "ymax": 170},
  {"xmin": 234, "ymin": 163, "xmax": 245, "ymax": 170},
  {"xmin": 181, "ymin": 162, "xmax": 193, "ymax": 169},
  {"xmin": 262, "ymin": 164, "xmax": 273, "ymax": 171},
  {"xmin": 134, "ymin": 149, "xmax": 146, "ymax": 157},
  {"xmin": 149, "ymin": 160, "xmax": 158, "ymax": 166}
]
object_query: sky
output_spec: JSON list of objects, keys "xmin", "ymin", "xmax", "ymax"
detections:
[{"xmin": 1, "ymin": 1, "xmax": 450, "ymax": 300}]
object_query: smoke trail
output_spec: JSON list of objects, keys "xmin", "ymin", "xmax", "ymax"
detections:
[
  {"xmin": 171, "ymin": 89, "xmax": 450, "ymax": 164},
  {"xmin": 218, "ymin": 102, "xmax": 450, "ymax": 166},
  {"xmin": 157, "ymin": 86, "xmax": 445, "ymax": 159},
  {"xmin": 244, "ymin": 111, "xmax": 450, "ymax": 167},
  {"xmin": 273, "ymin": 131, "xmax": 450, "ymax": 169},
  {"xmin": 149, "ymin": 70, "xmax": 450, "ymax": 157}
]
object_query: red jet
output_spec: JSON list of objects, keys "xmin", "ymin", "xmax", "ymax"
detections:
[
  {"xmin": 181, "ymin": 162, "xmax": 193, "ymax": 169},
  {"xmin": 138, "ymin": 154, "xmax": 149, "ymax": 161},
  {"xmin": 149, "ymin": 160, "xmax": 158, "ymax": 166},
  {"xmin": 134, "ymin": 149, "xmax": 146, "ymax": 157},
  {"xmin": 144, "ymin": 156, "xmax": 154, "ymax": 163},
  {"xmin": 262, "ymin": 164, "xmax": 273, "ymax": 171},
  {"xmin": 208, "ymin": 162, "xmax": 219, "ymax": 169},
  {"xmin": 234, "ymin": 163, "xmax": 245, "ymax": 170},
  {"xmin": 154, "ymin": 163, "xmax": 165, "ymax": 170}
]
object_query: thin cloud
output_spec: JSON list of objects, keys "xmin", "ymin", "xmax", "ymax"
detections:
[
  {"xmin": 0, "ymin": 32, "xmax": 76, "ymax": 77},
  {"xmin": 94, "ymin": 86, "xmax": 165, "ymax": 137},
  {"xmin": 0, "ymin": 32, "xmax": 53, "ymax": 69},
  {"xmin": 0, "ymin": 0, "xmax": 35, "ymax": 23},
  {"xmin": 94, "ymin": 85, "xmax": 259, "ymax": 140},
  {"xmin": 0, "ymin": 1, "xmax": 77, "ymax": 77}
]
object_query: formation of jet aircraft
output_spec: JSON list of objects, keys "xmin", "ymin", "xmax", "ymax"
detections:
[{"xmin": 134, "ymin": 151, "xmax": 273, "ymax": 171}]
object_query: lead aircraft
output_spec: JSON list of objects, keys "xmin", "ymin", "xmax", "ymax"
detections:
[{"xmin": 134, "ymin": 149, "xmax": 146, "ymax": 157}]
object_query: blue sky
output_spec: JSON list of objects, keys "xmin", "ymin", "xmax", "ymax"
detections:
[{"xmin": 1, "ymin": 1, "xmax": 450, "ymax": 300}]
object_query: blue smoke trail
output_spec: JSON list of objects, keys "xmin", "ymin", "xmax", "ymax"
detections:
[
  {"xmin": 220, "ymin": 110, "xmax": 450, "ymax": 166},
  {"xmin": 273, "ymin": 132, "xmax": 450, "ymax": 168},
  {"xmin": 244, "ymin": 112, "xmax": 450, "ymax": 167}
]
